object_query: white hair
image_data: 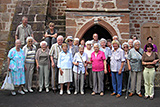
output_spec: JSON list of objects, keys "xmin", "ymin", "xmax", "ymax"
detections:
[
  {"xmin": 40, "ymin": 41, "xmax": 48, "ymax": 46},
  {"xmin": 128, "ymin": 39, "xmax": 133, "ymax": 43},
  {"xmin": 93, "ymin": 43, "xmax": 100, "ymax": 48},
  {"xmin": 100, "ymin": 38, "xmax": 107, "ymax": 44},
  {"xmin": 15, "ymin": 39, "xmax": 21, "ymax": 44},
  {"xmin": 57, "ymin": 35, "xmax": 64, "ymax": 41},
  {"xmin": 79, "ymin": 45, "xmax": 84, "ymax": 49},
  {"xmin": 74, "ymin": 38, "xmax": 79, "ymax": 41},
  {"xmin": 122, "ymin": 42, "xmax": 129, "ymax": 48},
  {"xmin": 26, "ymin": 37, "xmax": 34, "ymax": 43},
  {"xmin": 22, "ymin": 16, "xmax": 28, "ymax": 21},
  {"xmin": 133, "ymin": 40, "xmax": 141, "ymax": 46},
  {"xmin": 85, "ymin": 40, "xmax": 92, "ymax": 46},
  {"xmin": 112, "ymin": 35, "xmax": 118, "ymax": 39},
  {"xmin": 111, "ymin": 40, "xmax": 120, "ymax": 47}
]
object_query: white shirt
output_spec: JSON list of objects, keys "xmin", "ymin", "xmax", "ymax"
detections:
[
  {"xmin": 84, "ymin": 48, "xmax": 94, "ymax": 68},
  {"xmin": 110, "ymin": 48, "xmax": 125, "ymax": 72},
  {"xmin": 73, "ymin": 52, "xmax": 88, "ymax": 74}
]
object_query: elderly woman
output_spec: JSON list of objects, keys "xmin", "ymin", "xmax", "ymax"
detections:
[
  {"xmin": 8, "ymin": 40, "xmax": 25, "ymax": 95},
  {"xmin": 110, "ymin": 40, "xmax": 125, "ymax": 98},
  {"xmin": 128, "ymin": 39, "xmax": 133, "ymax": 50},
  {"xmin": 127, "ymin": 40, "xmax": 144, "ymax": 97},
  {"xmin": 73, "ymin": 45, "xmax": 88, "ymax": 95},
  {"xmin": 22, "ymin": 37, "xmax": 36, "ymax": 93},
  {"xmin": 99, "ymin": 38, "xmax": 112, "ymax": 89},
  {"xmin": 144, "ymin": 36, "xmax": 158, "ymax": 52},
  {"xmin": 73, "ymin": 38, "xmax": 79, "ymax": 46},
  {"xmin": 84, "ymin": 41, "xmax": 94, "ymax": 88},
  {"xmin": 35, "ymin": 41, "xmax": 50, "ymax": 93},
  {"xmin": 122, "ymin": 42, "xmax": 129, "ymax": 92},
  {"xmin": 142, "ymin": 43, "xmax": 159, "ymax": 100},
  {"xmin": 90, "ymin": 43, "xmax": 107, "ymax": 96},
  {"xmin": 65, "ymin": 36, "xmax": 79, "ymax": 57},
  {"xmin": 57, "ymin": 43, "xmax": 73, "ymax": 95},
  {"xmin": 44, "ymin": 22, "xmax": 57, "ymax": 48}
]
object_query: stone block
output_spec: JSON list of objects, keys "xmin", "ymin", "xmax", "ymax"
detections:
[
  {"xmin": 29, "ymin": 7, "xmax": 47, "ymax": 15},
  {"xmin": 37, "ymin": 15, "xmax": 46, "ymax": 21},
  {"xmin": 66, "ymin": 0, "xmax": 79, "ymax": 8},
  {"xmin": 11, "ymin": 22, "xmax": 19, "ymax": 31},
  {"xmin": 29, "ymin": 23, "xmax": 45, "ymax": 31},
  {"xmin": 33, "ymin": 32, "xmax": 44, "ymax": 42},
  {"xmin": 22, "ymin": 7, "xmax": 29, "ymax": 14},
  {"xmin": 66, "ymin": 19, "xmax": 76, "ymax": 26},
  {"xmin": 22, "ymin": 1, "xmax": 31, "ymax": 7},
  {"xmin": 0, "ymin": 5, "xmax": 7, "ymax": 12},
  {"xmin": 118, "ymin": 24, "xmax": 129, "ymax": 33},
  {"xmin": 0, "ymin": 0, "xmax": 11, "ymax": 4},
  {"xmin": 2, "ymin": 13, "xmax": 9, "ymax": 22},
  {"xmin": 15, "ymin": 7, "xmax": 23, "ymax": 14},
  {"xmin": 102, "ymin": 2, "xmax": 115, "ymax": 8},
  {"xmin": 121, "ymin": 34, "xmax": 130, "ymax": 39},
  {"xmin": 117, "ymin": 0, "xmax": 129, "ymax": 9},
  {"xmin": 66, "ymin": 28, "xmax": 76, "ymax": 37},
  {"xmin": 82, "ymin": 2, "xmax": 94, "ymax": 8},
  {"xmin": 0, "ymin": 31, "xmax": 9, "ymax": 41}
]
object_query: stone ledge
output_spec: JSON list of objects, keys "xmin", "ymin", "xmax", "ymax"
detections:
[{"xmin": 65, "ymin": 9, "xmax": 131, "ymax": 13}]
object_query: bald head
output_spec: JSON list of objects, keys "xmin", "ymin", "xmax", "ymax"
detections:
[{"xmin": 93, "ymin": 33, "xmax": 98, "ymax": 41}]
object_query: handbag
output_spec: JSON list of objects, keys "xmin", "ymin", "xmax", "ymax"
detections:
[
  {"xmin": 154, "ymin": 52, "xmax": 159, "ymax": 69},
  {"xmin": 1, "ymin": 71, "xmax": 14, "ymax": 90}
]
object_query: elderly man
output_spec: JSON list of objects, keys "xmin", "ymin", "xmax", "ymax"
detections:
[
  {"xmin": 49, "ymin": 35, "xmax": 64, "ymax": 91},
  {"xmin": 15, "ymin": 16, "xmax": 37, "ymax": 46},
  {"xmin": 91, "ymin": 33, "xmax": 100, "ymax": 45}
]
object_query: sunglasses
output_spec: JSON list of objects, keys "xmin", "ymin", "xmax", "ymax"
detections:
[{"xmin": 68, "ymin": 40, "xmax": 73, "ymax": 42}]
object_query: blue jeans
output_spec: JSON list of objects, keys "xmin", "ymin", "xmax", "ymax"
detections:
[{"xmin": 111, "ymin": 72, "xmax": 123, "ymax": 95}]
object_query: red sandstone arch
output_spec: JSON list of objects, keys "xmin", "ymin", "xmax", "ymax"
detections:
[{"xmin": 75, "ymin": 18, "xmax": 118, "ymax": 39}]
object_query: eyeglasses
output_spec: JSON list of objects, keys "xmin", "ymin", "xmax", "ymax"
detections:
[
  {"xmin": 50, "ymin": 26, "xmax": 54, "ymax": 27},
  {"xmin": 68, "ymin": 40, "xmax": 73, "ymax": 42},
  {"xmin": 135, "ymin": 44, "xmax": 140, "ymax": 46},
  {"xmin": 124, "ymin": 47, "xmax": 128, "ymax": 48},
  {"xmin": 28, "ymin": 41, "xmax": 33, "ymax": 43}
]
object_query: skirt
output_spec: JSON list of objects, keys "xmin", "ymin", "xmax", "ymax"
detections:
[
  {"xmin": 11, "ymin": 68, "xmax": 25, "ymax": 85},
  {"xmin": 58, "ymin": 69, "xmax": 72, "ymax": 84}
]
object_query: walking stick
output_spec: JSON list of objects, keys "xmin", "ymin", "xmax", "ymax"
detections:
[
  {"xmin": 125, "ymin": 70, "xmax": 131, "ymax": 99},
  {"xmin": 36, "ymin": 67, "xmax": 39, "ymax": 92},
  {"xmin": 52, "ymin": 66, "xmax": 56, "ymax": 93}
]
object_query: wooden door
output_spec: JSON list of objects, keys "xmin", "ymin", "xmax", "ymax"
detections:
[{"xmin": 141, "ymin": 23, "xmax": 160, "ymax": 55}]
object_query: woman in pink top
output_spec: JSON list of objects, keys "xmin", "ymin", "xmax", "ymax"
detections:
[{"xmin": 90, "ymin": 43, "xmax": 107, "ymax": 96}]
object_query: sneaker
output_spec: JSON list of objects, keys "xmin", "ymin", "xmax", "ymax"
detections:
[
  {"xmin": 23, "ymin": 88, "xmax": 28, "ymax": 93},
  {"xmin": 60, "ymin": 90, "xmax": 63, "ymax": 95},
  {"xmin": 11, "ymin": 91, "xmax": 16, "ymax": 96},
  {"xmin": 39, "ymin": 88, "xmax": 42, "ymax": 93},
  {"xmin": 28, "ymin": 88, "xmax": 33, "ymax": 93},
  {"xmin": 122, "ymin": 89, "xmax": 126, "ymax": 92},
  {"xmin": 18, "ymin": 90, "xmax": 25, "ymax": 95},
  {"xmin": 46, "ymin": 88, "xmax": 49, "ymax": 93},
  {"xmin": 74, "ymin": 91, "xmax": 78, "ymax": 95},
  {"xmin": 67, "ymin": 90, "xmax": 71, "ymax": 95},
  {"xmin": 81, "ymin": 91, "xmax": 84, "ymax": 95}
]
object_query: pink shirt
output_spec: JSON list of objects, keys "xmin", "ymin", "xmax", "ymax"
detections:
[{"xmin": 91, "ymin": 50, "xmax": 106, "ymax": 72}]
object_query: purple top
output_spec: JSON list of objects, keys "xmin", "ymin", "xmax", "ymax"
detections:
[{"xmin": 144, "ymin": 44, "xmax": 158, "ymax": 52}]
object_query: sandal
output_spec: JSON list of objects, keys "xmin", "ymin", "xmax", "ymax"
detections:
[
  {"xmin": 91, "ymin": 92, "xmax": 96, "ymax": 96},
  {"xmin": 100, "ymin": 92, "xmax": 104, "ymax": 96}
]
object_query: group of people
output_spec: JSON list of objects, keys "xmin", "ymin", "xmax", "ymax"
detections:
[{"xmin": 7, "ymin": 16, "xmax": 159, "ymax": 100}]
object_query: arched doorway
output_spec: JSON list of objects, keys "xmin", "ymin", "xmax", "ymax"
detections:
[
  {"xmin": 75, "ymin": 18, "xmax": 118, "ymax": 41},
  {"xmin": 81, "ymin": 25, "xmax": 112, "ymax": 41}
]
